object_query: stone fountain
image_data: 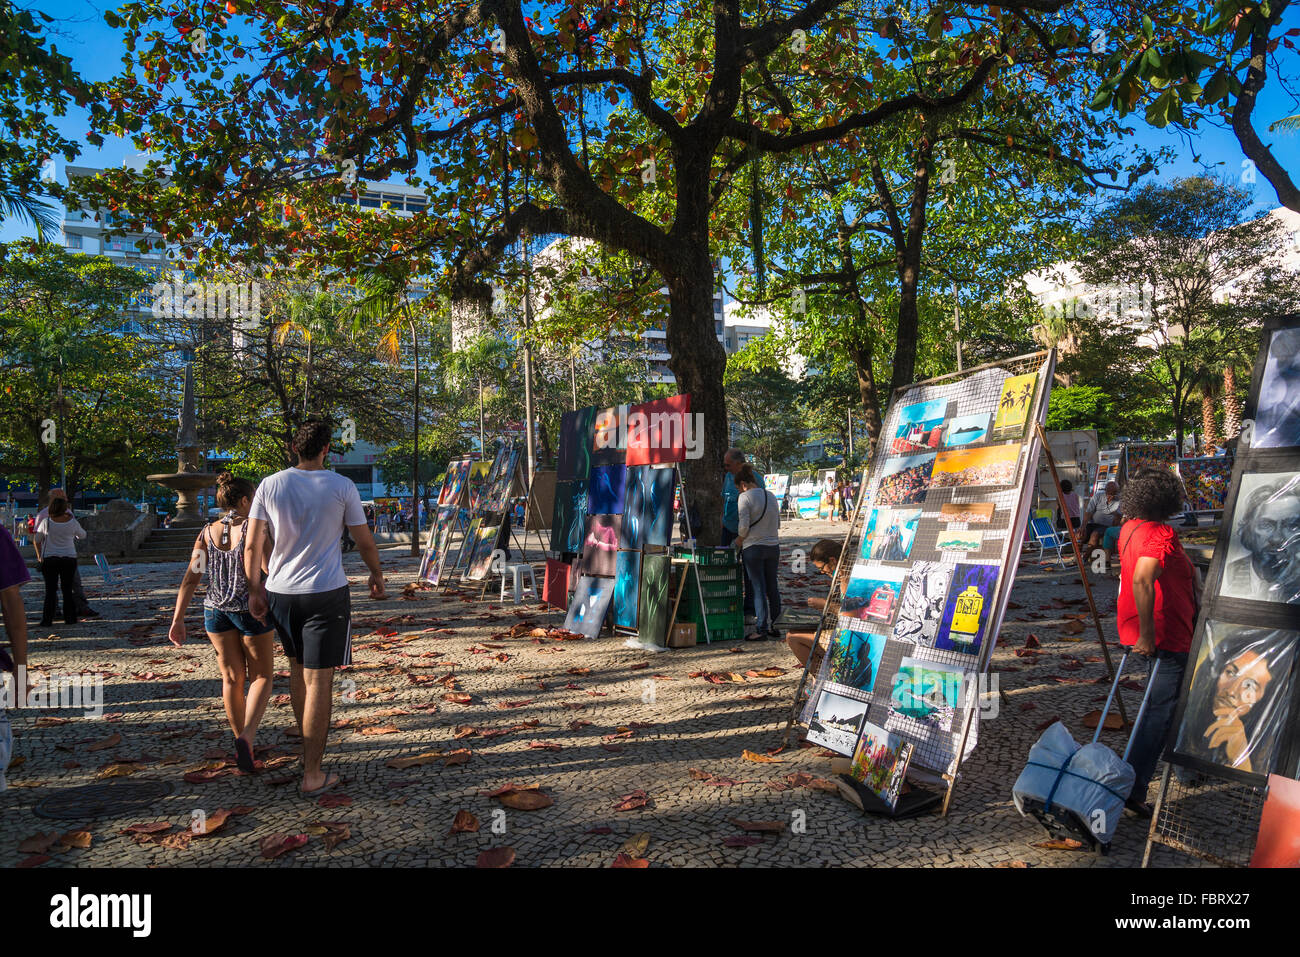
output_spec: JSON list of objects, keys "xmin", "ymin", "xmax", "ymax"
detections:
[{"xmin": 147, "ymin": 363, "xmax": 218, "ymax": 527}]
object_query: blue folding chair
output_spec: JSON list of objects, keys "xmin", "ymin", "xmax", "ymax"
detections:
[
  {"xmin": 1028, "ymin": 517, "xmax": 1068, "ymax": 567},
  {"xmin": 94, "ymin": 553, "xmax": 140, "ymax": 585}
]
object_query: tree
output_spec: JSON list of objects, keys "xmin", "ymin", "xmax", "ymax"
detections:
[
  {"xmin": 723, "ymin": 360, "xmax": 807, "ymax": 472},
  {"xmin": 0, "ymin": 1, "xmax": 103, "ymax": 236},
  {"xmin": 83, "ymin": 0, "xmax": 1105, "ymax": 542},
  {"xmin": 1077, "ymin": 176, "xmax": 1300, "ymax": 450},
  {"xmin": 1091, "ymin": 0, "xmax": 1300, "ymax": 212},
  {"xmin": 0, "ymin": 243, "xmax": 171, "ymax": 499}
]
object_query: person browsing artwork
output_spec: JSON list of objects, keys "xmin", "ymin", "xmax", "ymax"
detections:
[
  {"xmin": 244, "ymin": 420, "xmax": 387, "ymax": 797},
  {"xmin": 1084, "ymin": 481, "xmax": 1123, "ymax": 548},
  {"xmin": 721, "ymin": 448, "xmax": 765, "ymax": 623},
  {"xmin": 734, "ymin": 466, "xmax": 781, "ymax": 641},
  {"xmin": 1115, "ymin": 468, "xmax": 1199, "ymax": 818}
]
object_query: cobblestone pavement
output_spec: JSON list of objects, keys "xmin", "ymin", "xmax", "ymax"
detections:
[{"xmin": 1, "ymin": 519, "xmax": 1187, "ymax": 868}]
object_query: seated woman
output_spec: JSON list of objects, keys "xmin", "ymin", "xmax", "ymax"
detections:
[{"xmin": 787, "ymin": 538, "xmax": 848, "ymax": 666}]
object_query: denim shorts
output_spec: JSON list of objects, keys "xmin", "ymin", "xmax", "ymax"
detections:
[{"xmin": 203, "ymin": 606, "xmax": 274, "ymax": 637}]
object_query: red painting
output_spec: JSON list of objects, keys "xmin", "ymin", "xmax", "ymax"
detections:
[
  {"xmin": 626, "ymin": 393, "xmax": 692, "ymax": 466},
  {"xmin": 543, "ymin": 558, "xmax": 572, "ymax": 610}
]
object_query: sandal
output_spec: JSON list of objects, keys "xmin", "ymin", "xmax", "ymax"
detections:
[
  {"xmin": 744, "ymin": 631, "xmax": 765, "ymax": 642},
  {"xmin": 234, "ymin": 737, "xmax": 256, "ymax": 774}
]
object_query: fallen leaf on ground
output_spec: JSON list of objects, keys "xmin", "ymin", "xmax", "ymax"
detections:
[
  {"xmin": 728, "ymin": 819, "xmax": 785, "ymax": 833},
  {"xmin": 1031, "ymin": 838, "xmax": 1085, "ymax": 851},
  {"xmin": 260, "ymin": 833, "xmax": 308, "ymax": 859},
  {"xmin": 385, "ymin": 751, "xmax": 444, "ymax": 770},
  {"xmin": 621, "ymin": 832, "xmax": 651, "ymax": 856},
  {"xmin": 613, "ymin": 789, "xmax": 649, "ymax": 811},
  {"xmin": 742, "ymin": 749, "xmax": 782, "ymax": 763},
  {"xmin": 476, "ymin": 847, "xmax": 515, "ymax": 868},
  {"xmin": 448, "ymin": 810, "xmax": 479, "ymax": 835},
  {"xmin": 18, "ymin": 832, "xmax": 59, "ymax": 854},
  {"xmin": 612, "ymin": 853, "xmax": 649, "ymax": 868}
]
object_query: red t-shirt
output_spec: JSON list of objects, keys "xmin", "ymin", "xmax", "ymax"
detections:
[{"xmin": 1116, "ymin": 520, "xmax": 1196, "ymax": 652}]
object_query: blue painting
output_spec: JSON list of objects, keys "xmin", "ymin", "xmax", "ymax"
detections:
[
  {"xmin": 934, "ymin": 562, "xmax": 1000, "ymax": 656},
  {"xmin": 564, "ymin": 573, "xmax": 614, "ymax": 639},
  {"xmin": 613, "ymin": 550, "xmax": 641, "ymax": 628},
  {"xmin": 588, "ymin": 463, "xmax": 627, "ymax": 515},
  {"xmin": 826, "ymin": 626, "xmax": 886, "ymax": 693},
  {"xmin": 890, "ymin": 398, "xmax": 949, "ymax": 455},
  {"xmin": 550, "ymin": 479, "xmax": 589, "ymax": 554},
  {"xmin": 942, "ymin": 412, "xmax": 991, "ymax": 448},
  {"xmin": 620, "ymin": 465, "xmax": 676, "ymax": 549}
]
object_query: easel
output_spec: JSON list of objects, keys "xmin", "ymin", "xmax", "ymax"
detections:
[
  {"xmin": 780, "ymin": 350, "xmax": 1127, "ymax": 817},
  {"xmin": 667, "ymin": 470, "xmax": 717, "ymax": 644}
]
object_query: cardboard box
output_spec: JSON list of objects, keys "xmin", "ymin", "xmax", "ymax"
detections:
[{"xmin": 668, "ymin": 623, "xmax": 697, "ymax": 648}]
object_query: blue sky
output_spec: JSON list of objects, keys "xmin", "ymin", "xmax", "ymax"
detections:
[{"xmin": 5, "ymin": 0, "xmax": 1298, "ymax": 245}]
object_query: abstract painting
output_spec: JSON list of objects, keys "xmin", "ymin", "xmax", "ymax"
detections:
[
  {"xmin": 849, "ymin": 720, "xmax": 915, "ymax": 811},
  {"xmin": 588, "ymin": 463, "xmax": 628, "ymax": 515},
  {"xmin": 592, "ymin": 405, "xmax": 628, "ymax": 467},
  {"xmin": 454, "ymin": 517, "xmax": 482, "ymax": 573},
  {"xmin": 807, "ymin": 689, "xmax": 870, "ymax": 756},
  {"xmin": 484, "ymin": 444, "xmax": 520, "ymax": 512},
  {"xmin": 465, "ymin": 522, "xmax": 503, "ymax": 581},
  {"xmin": 466, "ymin": 460, "xmax": 493, "ymax": 511},
  {"xmin": 890, "ymin": 561, "xmax": 952, "ymax": 648},
  {"xmin": 557, "ymin": 405, "xmax": 597, "ymax": 481},
  {"xmin": 426, "ymin": 506, "xmax": 459, "ymax": 585},
  {"xmin": 638, "ymin": 554, "xmax": 672, "ymax": 645},
  {"xmin": 622, "ymin": 464, "xmax": 676, "ymax": 548},
  {"xmin": 550, "ymin": 479, "xmax": 589, "ymax": 554},
  {"xmin": 613, "ymin": 550, "xmax": 641, "ymax": 628},
  {"xmin": 577, "ymin": 514, "xmax": 621, "ymax": 578},
  {"xmin": 842, "ymin": 563, "xmax": 909, "ymax": 627},
  {"xmin": 564, "ymin": 573, "xmax": 614, "ymax": 639},
  {"xmin": 990, "ymin": 371, "xmax": 1038, "ymax": 441},
  {"xmin": 543, "ymin": 558, "xmax": 572, "ymax": 609},
  {"xmin": 934, "ymin": 562, "xmax": 1000, "ymax": 655},
  {"xmin": 438, "ymin": 458, "xmax": 471, "ymax": 507},
  {"xmin": 626, "ymin": 393, "xmax": 691, "ymax": 466}
]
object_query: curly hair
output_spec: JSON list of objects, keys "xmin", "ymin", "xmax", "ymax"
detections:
[
  {"xmin": 290, "ymin": 419, "xmax": 333, "ymax": 462},
  {"xmin": 215, "ymin": 471, "xmax": 256, "ymax": 509},
  {"xmin": 1121, "ymin": 467, "xmax": 1186, "ymax": 522}
]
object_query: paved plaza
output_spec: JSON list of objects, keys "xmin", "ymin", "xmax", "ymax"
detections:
[{"xmin": 1, "ymin": 519, "xmax": 1182, "ymax": 868}]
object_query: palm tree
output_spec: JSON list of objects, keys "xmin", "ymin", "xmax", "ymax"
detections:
[
  {"xmin": 275, "ymin": 291, "xmax": 344, "ymax": 418},
  {"xmin": 443, "ymin": 335, "xmax": 513, "ymax": 457},
  {"xmin": 0, "ymin": 189, "xmax": 59, "ymax": 239}
]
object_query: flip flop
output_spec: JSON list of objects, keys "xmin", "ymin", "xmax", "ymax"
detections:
[
  {"xmin": 234, "ymin": 738, "xmax": 256, "ymax": 774},
  {"xmin": 300, "ymin": 772, "xmax": 340, "ymax": 798}
]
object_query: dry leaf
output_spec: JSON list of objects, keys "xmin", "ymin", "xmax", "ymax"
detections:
[
  {"xmin": 385, "ymin": 751, "xmax": 443, "ymax": 770},
  {"xmin": 1031, "ymin": 837, "xmax": 1085, "ymax": 851},
  {"xmin": 260, "ymin": 833, "xmax": 308, "ymax": 859},
  {"xmin": 497, "ymin": 788, "xmax": 553, "ymax": 810},
  {"xmin": 621, "ymin": 832, "xmax": 650, "ymax": 857},
  {"xmin": 728, "ymin": 819, "xmax": 785, "ymax": 833},
  {"xmin": 448, "ymin": 810, "xmax": 479, "ymax": 835},
  {"xmin": 611, "ymin": 853, "xmax": 650, "ymax": 868},
  {"xmin": 613, "ymin": 789, "xmax": 649, "ymax": 812},
  {"xmin": 85, "ymin": 732, "xmax": 122, "ymax": 752},
  {"xmin": 18, "ymin": 831, "xmax": 59, "ymax": 855},
  {"xmin": 742, "ymin": 749, "xmax": 782, "ymax": 763},
  {"xmin": 476, "ymin": 847, "xmax": 515, "ymax": 868}
]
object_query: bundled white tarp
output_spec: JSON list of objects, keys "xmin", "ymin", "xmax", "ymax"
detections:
[{"xmin": 1012, "ymin": 721, "xmax": 1136, "ymax": 845}]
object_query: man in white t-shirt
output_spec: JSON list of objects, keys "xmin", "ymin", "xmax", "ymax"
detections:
[{"xmin": 245, "ymin": 420, "xmax": 387, "ymax": 796}]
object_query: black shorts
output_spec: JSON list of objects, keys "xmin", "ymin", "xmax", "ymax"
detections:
[{"xmin": 266, "ymin": 585, "xmax": 352, "ymax": 669}]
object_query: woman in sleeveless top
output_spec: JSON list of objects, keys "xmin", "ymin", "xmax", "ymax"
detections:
[{"xmin": 168, "ymin": 473, "xmax": 275, "ymax": 773}]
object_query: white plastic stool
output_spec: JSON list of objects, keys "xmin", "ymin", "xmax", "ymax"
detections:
[{"xmin": 500, "ymin": 563, "xmax": 537, "ymax": 604}]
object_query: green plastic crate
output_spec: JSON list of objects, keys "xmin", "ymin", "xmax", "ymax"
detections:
[
  {"xmin": 695, "ymin": 579, "xmax": 741, "ymax": 598},
  {"xmin": 672, "ymin": 546, "xmax": 738, "ymax": 566},
  {"xmin": 693, "ymin": 566, "xmax": 742, "ymax": 584},
  {"xmin": 704, "ymin": 622, "xmax": 746, "ymax": 643},
  {"xmin": 681, "ymin": 595, "xmax": 742, "ymax": 616},
  {"xmin": 678, "ymin": 604, "xmax": 744, "ymax": 627}
]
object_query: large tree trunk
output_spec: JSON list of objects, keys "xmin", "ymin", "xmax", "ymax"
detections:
[
  {"xmin": 848, "ymin": 340, "xmax": 884, "ymax": 456},
  {"xmin": 887, "ymin": 138, "xmax": 934, "ymax": 396},
  {"xmin": 664, "ymin": 242, "xmax": 728, "ymax": 545}
]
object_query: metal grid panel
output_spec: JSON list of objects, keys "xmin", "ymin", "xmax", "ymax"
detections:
[
  {"xmin": 1146, "ymin": 764, "xmax": 1265, "ymax": 867},
  {"xmin": 795, "ymin": 353, "xmax": 1050, "ymax": 775}
]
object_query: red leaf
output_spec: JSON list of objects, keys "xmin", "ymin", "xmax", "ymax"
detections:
[
  {"xmin": 476, "ymin": 847, "xmax": 516, "ymax": 868},
  {"xmin": 260, "ymin": 833, "xmax": 308, "ymax": 859},
  {"xmin": 611, "ymin": 853, "xmax": 650, "ymax": 868}
]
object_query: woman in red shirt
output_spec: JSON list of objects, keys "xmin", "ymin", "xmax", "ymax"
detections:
[{"xmin": 1116, "ymin": 468, "xmax": 1199, "ymax": 817}]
